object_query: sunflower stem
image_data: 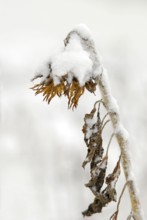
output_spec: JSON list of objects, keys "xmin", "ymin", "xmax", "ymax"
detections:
[{"xmin": 96, "ymin": 69, "xmax": 144, "ymax": 220}]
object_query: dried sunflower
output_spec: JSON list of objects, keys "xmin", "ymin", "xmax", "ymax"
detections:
[{"xmin": 31, "ymin": 24, "xmax": 102, "ymax": 109}]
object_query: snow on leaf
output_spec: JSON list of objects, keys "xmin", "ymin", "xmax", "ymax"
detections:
[{"xmin": 82, "ymin": 101, "xmax": 121, "ymax": 217}]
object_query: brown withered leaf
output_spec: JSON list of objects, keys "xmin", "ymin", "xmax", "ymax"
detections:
[
  {"xmin": 82, "ymin": 101, "xmax": 104, "ymax": 168},
  {"xmin": 82, "ymin": 101, "xmax": 121, "ymax": 217},
  {"xmin": 82, "ymin": 197, "xmax": 104, "ymax": 217},
  {"xmin": 86, "ymin": 156, "xmax": 108, "ymax": 195},
  {"xmin": 82, "ymin": 191, "xmax": 113, "ymax": 217},
  {"xmin": 105, "ymin": 156, "xmax": 121, "ymax": 189},
  {"xmin": 101, "ymin": 156, "xmax": 121, "ymax": 205}
]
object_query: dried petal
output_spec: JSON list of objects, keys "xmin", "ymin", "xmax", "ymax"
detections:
[{"xmin": 31, "ymin": 74, "xmax": 96, "ymax": 109}]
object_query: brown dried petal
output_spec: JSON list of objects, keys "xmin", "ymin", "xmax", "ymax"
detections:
[{"xmin": 31, "ymin": 76, "xmax": 87, "ymax": 109}]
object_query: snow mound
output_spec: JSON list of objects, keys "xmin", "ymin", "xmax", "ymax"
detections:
[{"xmin": 33, "ymin": 24, "xmax": 102, "ymax": 86}]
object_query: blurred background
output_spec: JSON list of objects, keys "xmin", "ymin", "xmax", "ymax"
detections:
[{"xmin": 0, "ymin": 0, "xmax": 147, "ymax": 219}]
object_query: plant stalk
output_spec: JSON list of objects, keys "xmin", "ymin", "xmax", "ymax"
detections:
[{"xmin": 97, "ymin": 70, "xmax": 143, "ymax": 220}]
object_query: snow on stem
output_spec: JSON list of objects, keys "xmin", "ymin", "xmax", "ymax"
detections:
[{"xmin": 96, "ymin": 69, "xmax": 143, "ymax": 220}]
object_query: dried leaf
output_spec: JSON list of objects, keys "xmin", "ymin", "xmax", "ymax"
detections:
[
  {"xmin": 86, "ymin": 157, "xmax": 108, "ymax": 195},
  {"xmin": 105, "ymin": 156, "xmax": 121, "ymax": 189},
  {"xmin": 82, "ymin": 192, "xmax": 113, "ymax": 217},
  {"xmin": 82, "ymin": 101, "xmax": 121, "ymax": 217},
  {"xmin": 82, "ymin": 101, "xmax": 104, "ymax": 168}
]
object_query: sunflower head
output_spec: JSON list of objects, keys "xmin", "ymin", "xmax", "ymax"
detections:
[{"xmin": 31, "ymin": 24, "xmax": 101, "ymax": 109}]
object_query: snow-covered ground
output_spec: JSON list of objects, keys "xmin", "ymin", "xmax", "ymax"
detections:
[{"xmin": 0, "ymin": 0, "xmax": 147, "ymax": 220}]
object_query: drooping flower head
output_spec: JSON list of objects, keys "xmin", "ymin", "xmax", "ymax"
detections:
[{"xmin": 31, "ymin": 24, "xmax": 102, "ymax": 109}]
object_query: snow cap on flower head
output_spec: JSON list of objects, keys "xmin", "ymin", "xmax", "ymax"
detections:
[{"xmin": 31, "ymin": 24, "xmax": 102, "ymax": 109}]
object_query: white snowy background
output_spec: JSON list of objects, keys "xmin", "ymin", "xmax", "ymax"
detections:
[{"xmin": 0, "ymin": 0, "xmax": 147, "ymax": 220}]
